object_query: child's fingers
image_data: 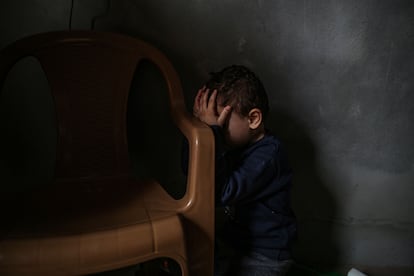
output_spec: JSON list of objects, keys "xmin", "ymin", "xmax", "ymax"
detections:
[
  {"xmin": 201, "ymin": 88, "xmax": 210, "ymax": 109},
  {"xmin": 193, "ymin": 87, "xmax": 206, "ymax": 116},
  {"xmin": 208, "ymin": 90, "xmax": 217, "ymax": 110},
  {"xmin": 196, "ymin": 89, "xmax": 202, "ymax": 100},
  {"xmin": 193, "ymin": 92, "xmax": 200, "ymax": 114},
  {"xmin": 196, "ymin": 88, "xmax": 205, "ymax": 103},
  {"xmin": 217, "ymin": 105, "xmax": 232, "ymax": 127}
]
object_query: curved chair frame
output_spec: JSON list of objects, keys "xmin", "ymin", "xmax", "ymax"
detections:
[{"xmin": 0, "ymin": 31, "xmax": 214, "ymax": 276}]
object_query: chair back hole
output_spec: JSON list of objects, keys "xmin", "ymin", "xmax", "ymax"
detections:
[
  {"xmin": 127, "ymin": 59, "xmax": 186, "ymax": 199},
  {"xmin": 0, "ymin": 56, "xmax": 56, "ymax": 193}
]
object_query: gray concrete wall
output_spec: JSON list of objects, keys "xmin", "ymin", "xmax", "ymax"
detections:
[{"xmin": 1, "ymin": 0, "xmax": 413, "ymax": 274}]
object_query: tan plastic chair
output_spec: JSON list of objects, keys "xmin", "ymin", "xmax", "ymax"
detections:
[{"xmin": 0, "ymin": 31, "xmax": 215, "ymax": 275}]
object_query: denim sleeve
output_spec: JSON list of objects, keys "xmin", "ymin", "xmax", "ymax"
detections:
[{"xmin": 217, "ymin": 143, "xmax": 281, "ymax": 206}]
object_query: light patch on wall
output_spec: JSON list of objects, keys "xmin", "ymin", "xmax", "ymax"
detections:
[
  {"xmin": 237, "ymin": 37, "xmax": 247, "ymax": 53},
  {"xmin": 348, "ymin": 102, "xmax": 361, "ymax": 118},
  {"xmin": 302, "ymin": 5, "xmax": 367, "ymax": 64}
]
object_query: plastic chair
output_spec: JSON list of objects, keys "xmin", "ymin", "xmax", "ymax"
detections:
[{"xmin": 0, "ymin": 31, "xmax": 215, "ymax": 276}]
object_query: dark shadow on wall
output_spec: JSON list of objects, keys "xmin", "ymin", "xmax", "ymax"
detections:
[
  {"xmin": 126, "ymin": 59, "xmax": 186, "ymax": 200},
  {"xmin": 0, "ymin": 56, "xmax": 56, "ymax": 195},
  {"xmin": 267, "ymin": 74, "xmax": 341, "ymax": 270}
]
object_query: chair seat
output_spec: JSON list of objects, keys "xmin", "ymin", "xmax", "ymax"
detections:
[{"xmin": 0, "ymin": 178, "xmax": 187, "ymax": 275}]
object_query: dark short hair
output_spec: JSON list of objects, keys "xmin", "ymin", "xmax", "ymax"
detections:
[{"xmin": 205, "ymin": 65, "xmax": 269, "ymax": 119}]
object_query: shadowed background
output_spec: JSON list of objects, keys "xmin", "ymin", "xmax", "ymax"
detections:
[{"xmin": 0, "ymin": 0, "xmax": 413, "ymax": 275}]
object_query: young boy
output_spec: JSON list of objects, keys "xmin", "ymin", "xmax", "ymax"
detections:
[{"xmin": 191, "ymin": 65, "xmax": 297, "ymax": 276}]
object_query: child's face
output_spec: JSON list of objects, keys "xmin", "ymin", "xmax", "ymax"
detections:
[{"xmin": 217, "ymin": 103, "xmax": 251, "ymax": 149}]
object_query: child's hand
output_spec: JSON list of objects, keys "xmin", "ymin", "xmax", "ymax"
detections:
[
  {"xmin": 192, "ymin": 86, "xmax": 206, "ymax": 119},
  {"xmin": 193, "ymin": 87, "xmax": 231, "ymax": 127}
]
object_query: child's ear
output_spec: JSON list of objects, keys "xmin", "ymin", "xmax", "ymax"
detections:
[{"xmin": 248, "ymin": 108, "xmax": 262, "ymax": 130}]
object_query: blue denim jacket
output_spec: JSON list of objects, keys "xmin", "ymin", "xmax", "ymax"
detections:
[
  {"xmin": 182, "ymin": 125, "xmax": 297, "ymax": 260},
  {"xmin": 210, "ymin": 126, "xmax": 297, "ymax": 260}
]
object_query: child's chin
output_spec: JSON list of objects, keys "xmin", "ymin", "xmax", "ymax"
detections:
[
  {"xmin": 224, "ymin": 140, "xmax": 235, "ymax": 149},
  {"xmin": 225, "ymin": 140, "xmax": 243, "ymax": 150}
]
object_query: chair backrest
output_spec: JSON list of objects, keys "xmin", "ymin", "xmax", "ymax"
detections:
[{"xmin": 0, "ymin": 31, "xmax": 186, "ymax": 183}]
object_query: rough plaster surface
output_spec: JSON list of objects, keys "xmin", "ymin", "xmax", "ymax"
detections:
[{"xmin": 1, "ymin": 0, "xmax": 413, "ymax": 270}]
